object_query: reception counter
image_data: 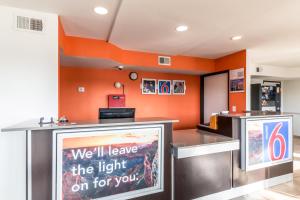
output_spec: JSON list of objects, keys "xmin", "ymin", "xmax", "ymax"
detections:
[
  {"xmin": 218, "ymin": 113, "xmax": 293, "ymax": 184},
  {"xmin": 2, "ymin": 118, "xmax": 178, "ymax": 200},
  {"xmin": 197, "ymin": 112, "xmax": 294, "ymax": 199},
  {"xmin": 172, "ymin": 129, "xmax": 239, "ymax": 200},
  {"xmin": 2, "ymin": 112, "xmax": 294, "ymax": 200}
]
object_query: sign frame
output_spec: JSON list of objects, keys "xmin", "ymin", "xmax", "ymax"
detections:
[
  {"xmin": 172, "ymin": 80, "xmax": 186, "ymax": 95},
  {"xmin": 52, "ymin": 125, "xmax": 164, "ymax": 200},
  {"xmin": 244, "ymin": 117, "xmax": 293, "ymax": 171},
  {"xmin": 157, "ymin": 80, "xmax": 171, "ymax": 95},
  {"xmin": 229, "ymin": 68, "xmax": 244, "ymax": 93}
]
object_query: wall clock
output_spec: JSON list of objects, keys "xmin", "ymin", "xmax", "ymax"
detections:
[{"xmin": 129, "ymin": 72, "xmax": 138, "ymax": 80}]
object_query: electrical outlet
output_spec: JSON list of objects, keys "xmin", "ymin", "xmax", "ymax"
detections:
[{"xmin": 232, "ymin": 105, "xmax": 237, "ymax": 112}]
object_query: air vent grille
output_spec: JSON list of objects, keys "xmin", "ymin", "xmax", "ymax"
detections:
[
  {"xmin": 16, "ymin": 16, "xmax": 43, "ymax": 32},
  {"xmin": 30, "ymin": 18, "xmax": 43, "ymax": 31},
  {"xmin": 158, "ymin": 56, "xmax": 171, "ymax": 66},
  {"xmin": 17, "ymin": 16, "xmax": 30, "ymax": 30}
]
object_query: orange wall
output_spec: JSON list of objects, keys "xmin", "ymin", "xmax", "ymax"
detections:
[
  {"xmin": 60, "ymin": 67, "xmax": 200, "ymax": 130},
  {"xmin": 59, "ymin": 11, "xmax": 214, "ymax": 74},
  {"xmin": 215, "ymin": 50, "xmax": 247, "ymax": 113},
  {"xmin": 60, "ymin": 35, "xmax": 215, "ymax": 74},
  {"xmin": 58, "ymin": 21, "xmax": 247, "ymax": 128}
]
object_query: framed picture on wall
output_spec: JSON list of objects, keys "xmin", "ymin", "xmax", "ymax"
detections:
[
  {"xmin": 229, "ymin": 68, "xmax": 244, "ymax": 93},
  {"xmin": 172, "ymin": 80, "xmax": 186, "ymax": 95},
  {"xmin": 142, "ymin": 78, "xmax": 156, "ymax": 94},
  {"xmin": 158, "ymin": 80, "xmax": 171, "ymax": 95}
]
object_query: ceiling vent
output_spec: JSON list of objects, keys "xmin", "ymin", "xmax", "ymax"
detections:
[
  {"xmin": 158, "ymin": 56, "xmax": 171, "ymax": 66},
  {"xmin": 16, "ymin": 16, "xmax": 44, "ymax": 32}
]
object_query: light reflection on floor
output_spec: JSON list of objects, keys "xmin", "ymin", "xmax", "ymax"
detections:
[{"xmin": 233, "ymin": 137, "xmax": 300, "ymax": 200}]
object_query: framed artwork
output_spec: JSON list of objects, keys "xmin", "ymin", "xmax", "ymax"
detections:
[
  {"xmin": 172, "ymin": 80, "xmax": 186, "ymax": 95},
  {"xmin": 158, "ymin": 80, "xmax": 171, "ymax": 95},
  {"xmin": 229, "ymin": 68, "xmax": 244, "ymax": 93},
  {"xmin": 142, "ymin": 78, "xmax": 156, "ymax": 94}
]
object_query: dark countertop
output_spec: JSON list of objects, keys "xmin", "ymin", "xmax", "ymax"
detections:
[
  {"xmin": 218, "ymin": 111, "xmax": 293, "ymax": 119},
  {"xmin": 1, "ymin": 117, "xmax": 179, "ymax": 132},
  {"xmin": 172, "ymin": 129, "xmax": 239, "ymax": 159}
]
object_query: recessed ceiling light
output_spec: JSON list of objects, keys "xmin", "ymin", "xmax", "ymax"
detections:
[
  {"xmin": 176, "ymin": 25, "xmax": 188, "ymax": 32},
  {"xmin": 94, "ymin": 6, "xmax": 108, "ymax": 15},
  {"xmin": 231, "ymin": 35, "xmax": 242, "ymax": 41}
]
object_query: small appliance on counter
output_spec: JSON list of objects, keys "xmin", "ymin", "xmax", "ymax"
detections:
[
  {"xmin": 58, "ymin": 116, "xmax": 69, "ymax": 123},
  {"xmin": 108, "ymin": 94, "xmax": 125, "ymax": 108},
  {"xmin": 99, "ymin": 108, "xmax": 135, "ymax": 119},
  {"xmin": 38, "ymin": 117, "xmax": 55, "ymax": 125}
]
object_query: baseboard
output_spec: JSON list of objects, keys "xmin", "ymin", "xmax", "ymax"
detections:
[{"xmin": 193, "ymin": 173, "xmax": 293, "ymax": 200}]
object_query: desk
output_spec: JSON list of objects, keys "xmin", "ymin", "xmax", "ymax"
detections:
[
  {"xmin": 2, "ymin": 118, "xmax": 178, "ymax": 200},
  {"xmin": 172, "ymin": 129, "xmax": 239, "ymax": 200}
]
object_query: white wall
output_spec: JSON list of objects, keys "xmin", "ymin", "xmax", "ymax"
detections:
[
  {"xmin": 0, "ymin": 6, "xmax": 58, "ymax": 200},
  {"xmin": 282, "ymin": 80, "xmax": 300, "ymax": 136},
  {"xmin": 250, "ymin": 64, "xmax": 300, "ymax": 79},
  {"xmin": 203, "ymin": 73, "xmax": 228, "ymax": 123},
  {"xmin": 246, "ymin": 50, "xmax": 300, "ymax": 111}
]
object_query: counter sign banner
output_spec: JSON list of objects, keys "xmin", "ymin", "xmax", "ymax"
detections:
[
  {"xmin": 246, "ymin": 118, "xmax": 292, "ymax": 171},
  {"xmin": 264, "ymin": 121, "xmax": 289, "ymax": 162},
  {"xmin": 54, "ymin": 126, "xmax": 164, "ymax": 200}
]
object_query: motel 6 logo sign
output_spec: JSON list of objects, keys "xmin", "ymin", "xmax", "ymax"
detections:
[{"xmin": 263, "ymin": 121, "xmax": 289, "ymax": 162}]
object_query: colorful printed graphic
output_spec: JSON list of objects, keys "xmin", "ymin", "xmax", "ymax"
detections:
[
  {"xmin": 263, "ymin": 121, "xmax": 289, "ymax": 162},
  {"xmin": 229, "ymin": 68, "xmax": 244, "ymax": 93},
  {"xmin": 248, "ymin": 129, "xmax": 263, "ymax": 165},
  {"xmin": 230, "ymin": 79, "xmax": 244, "ymax": 92},
  {"xmin": 142, "ymin": 79, "xmax": 156, "ymax": 94},
  {"xmin": 172, "ymin": 80, "xmax": 186, "ymax": 95},
  {"xmin": 246, "ymin": 118, "xmax": 292, "ymax": 171},
  {"xmin": 55, "ymin": 127, "xmax": 163, "ymax": 200},
  {"xmin": 158, "ymin": 80, "xmax": 171, "ymax": 95}
]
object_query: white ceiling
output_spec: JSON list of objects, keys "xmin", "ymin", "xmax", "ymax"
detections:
[{"xmin": 1, "ymin": 0, "xmax": 300, "ymax": 67}]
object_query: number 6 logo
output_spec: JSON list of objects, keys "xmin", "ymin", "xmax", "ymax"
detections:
[{"xmin": 268, "ymin": 122, "xmax": 286, "ymax": 161}]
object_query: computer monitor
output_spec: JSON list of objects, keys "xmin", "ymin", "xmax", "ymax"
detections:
[{"xmin": 99, "ymin": 108, "xmax": 135, "ymax": 119}]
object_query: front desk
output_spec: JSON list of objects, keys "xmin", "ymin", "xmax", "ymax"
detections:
[
  {"xmin": 172, "ymin": 129, "xmax": 239, "ymax": 200},
  {"xmin": 2, "ymin": 112, "xmax": 294, "ymax": 200},
  {"xmin": 195, "ymin": 112, "xmax": 294, "ymax": 199},
  {"xmin": 2, "ymin": 118, "xmax": 177, "ymax": 200},
  {"xmin": 217, "ymin": 113, "xmax": 293, "ymax": 188}
]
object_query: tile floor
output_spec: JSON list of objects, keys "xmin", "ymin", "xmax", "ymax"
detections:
[{"xmin": 233, "ymin": 136, "xmax": 300, "ymax": 200}]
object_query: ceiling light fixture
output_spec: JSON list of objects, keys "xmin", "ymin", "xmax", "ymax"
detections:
[
  {"xmin": 231, "ymin": 35, "xmax": 242, "ymax": 41},
  {"xmin": 176, "ymin": 25, "xmax": 188, "ymax": 32},
  {"xmin": 94, "ymin": 6, "xmax": 108, "ymax": 15}
]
